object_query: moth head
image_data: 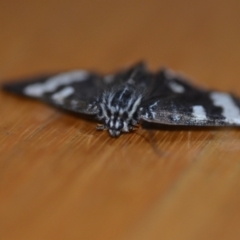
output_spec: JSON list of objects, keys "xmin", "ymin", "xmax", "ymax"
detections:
[
  {"xmin": 97, "ymin": 110, "xmax": 135, "ymax": 137},
  {"xmin": 96, "ymin": 117, "xmax": 125, "ymax": 137},
  {"xmin": 106, "ymin": 116, "xmax": 125, "ymax": 137}
]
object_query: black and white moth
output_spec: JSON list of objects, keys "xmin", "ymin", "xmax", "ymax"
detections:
[{"xmin": 2, "ymin": 62, "xmax": 240, "ymax": 137}]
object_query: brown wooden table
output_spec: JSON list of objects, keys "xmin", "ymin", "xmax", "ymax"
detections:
[{"xmin": 1, "ymin": 1, "xmax": 240, "ymax": 239}]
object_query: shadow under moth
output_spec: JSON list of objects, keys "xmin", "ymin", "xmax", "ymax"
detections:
[{"xmin": 2, "ymin": 62, "xmax": 240, "ymax": 137}]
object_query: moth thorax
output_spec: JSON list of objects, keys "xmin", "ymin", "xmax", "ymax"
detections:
[{"xmin": 98, "ymin": 88, "xmax": 142, "ymax": 137}]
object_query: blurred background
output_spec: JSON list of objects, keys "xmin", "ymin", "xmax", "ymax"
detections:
[{"xmin": 1, "ymin": 0, "xmax": 240, "ymax": 89}]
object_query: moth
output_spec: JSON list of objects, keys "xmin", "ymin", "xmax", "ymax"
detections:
[{"xmin": 2, "ymin": 62, "xmax": 240, "ymax": 137}]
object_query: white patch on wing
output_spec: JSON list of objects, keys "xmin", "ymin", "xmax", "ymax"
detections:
[
  {"xmin": 23, "ymin": 83, "xmax": 45, "ymax": 97},
  {"xmin": 51, "ymin": 86, "xmax": 74, "ymax": 104},
  {"xmin": 24, "ymin": 70, "xmax": 89, "ymax": 97},
  {"xmin": 169, "ymin": 81, "xmax": 185, "ymax": 93},
  {"xmin": 210, "ymin": 92, "xmax": 240, "ymax": 124},
  {"xmin": 192, "ymin": 105, "xmax": 207, "ymax": 121}
]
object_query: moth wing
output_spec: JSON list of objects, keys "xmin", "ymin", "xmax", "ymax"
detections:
[
  {"xmin": 141, "ymin": 69, "xmax": 240, "ymax": 126},
  {"xmin": 2, "ymin": 70, "xmax": 105, "ymax": 115}
]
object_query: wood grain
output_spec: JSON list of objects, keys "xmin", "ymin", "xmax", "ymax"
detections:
[{"xmin": 1, "ymin": 0, "xmax": 240, "ymax": 239}]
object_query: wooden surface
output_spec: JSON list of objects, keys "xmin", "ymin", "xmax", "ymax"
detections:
[{"xmin": 1, "ymin": 1, "xmax": 240, "ymax": 239}]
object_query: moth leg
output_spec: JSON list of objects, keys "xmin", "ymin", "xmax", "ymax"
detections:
[
  {"xmin": 131, "ymin": 124, "xmax": 140, "ymax": 131},
  {"xmin": 96, "ymin": 124, "xmax": 107, "ymax": 131},
  {"xmin": 123, "ymin": 123, "xmax": 140, "ymax": 132}
]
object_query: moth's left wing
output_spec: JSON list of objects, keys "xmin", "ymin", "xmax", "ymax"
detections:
[
  {"xmin": 2, "ymin": 70, "xmax": 104, "ymax": 115},
  {"xmin": 141, "ymin": 69, "xmax": 240, "ymax": 126}
]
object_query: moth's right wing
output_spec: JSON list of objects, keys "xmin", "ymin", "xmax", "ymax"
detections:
[{"xmin": 2, "ymin": 70, "xmax": 105, "ymax": 115}]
